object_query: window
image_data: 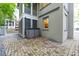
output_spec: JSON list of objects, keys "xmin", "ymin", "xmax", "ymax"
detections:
[
  {"xmin": 43, "ymin": 16, "xmax": 49, "ymax": 29},
  {"xmin": 24, "ymin": 3, "xmax": 31, "ymax": 14},
  {"xmin": 9, "ymin": 21, "xmax": 14, "ymax": 26},
  {"xmin": 33, "ymin": 3, "xmax": 37, "ymax": 16}
]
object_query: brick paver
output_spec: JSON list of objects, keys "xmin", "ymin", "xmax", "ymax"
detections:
[{"xmin": 0, "ymin": 33, "xmax": 79, "ymax": 56}]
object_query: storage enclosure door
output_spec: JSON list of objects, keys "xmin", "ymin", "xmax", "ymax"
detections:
[
  {"xmin": 32, "ymin": 20, "xmax": 37, "ymax": 28},
  {"xmin": 25, "ymin": 18, "xmax": 31, "ymax": 36}
]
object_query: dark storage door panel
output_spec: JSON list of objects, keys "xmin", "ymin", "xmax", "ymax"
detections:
[
  {"xmin": 25, "ymin": 18, "xmax": 31, "ymax": 36},
  {"xmin": 25, "ymin": 18, "xmax": 31, "ymax": 29},
  {"xmin": 33, "ymin": 20, "xmax": 37, "ymax": 28}
]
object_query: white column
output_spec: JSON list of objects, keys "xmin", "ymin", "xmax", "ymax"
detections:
[
  {"xmin": 31, "ymin": 3, "xmax": 33, "ymax": 28},
  {"xmin": 22, "ymin": 3, "xmax": 25, "ymax": 38}
]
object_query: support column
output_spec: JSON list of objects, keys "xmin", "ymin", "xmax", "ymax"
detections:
[
  {"xmin": 22, "ymin": 3, "xmax": 25, "ymax": 38},
  {"xmin": 68, "ymin": 3, "xmax": 74, "ymax": 39},
  {"xmin": 31, "ymin": 3, "xmax": 33, "ymax": 28}
]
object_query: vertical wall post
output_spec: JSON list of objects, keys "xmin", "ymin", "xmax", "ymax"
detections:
[
  {"xmin": 22, "ymin": 3, "xmax": 25, "ymax": 38},
  {"xmin": 31, "ymin": 3, "xmax": 33, "ymax": 28},
  {"xmin": 68, "ymin": 3, "xmax": 74, "ymax": 39}
]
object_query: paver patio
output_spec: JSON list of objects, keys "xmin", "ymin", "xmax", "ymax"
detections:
[{"xmin": 0, "ymin": 33, "xmax": 79, "ymax": 56}]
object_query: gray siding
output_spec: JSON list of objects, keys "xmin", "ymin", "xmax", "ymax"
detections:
[
  {"xmin": 63, "ymin": 7, "xmax": 68, "ymax": 42},
  {"xmin": 38, "ymin": 3, "xmax": 63, "ymax": 43},
  {"xmin": 68, "ymin": 3, "xmax": 73, "ymax": 39}
]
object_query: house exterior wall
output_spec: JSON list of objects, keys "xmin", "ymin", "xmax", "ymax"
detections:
[
  {"xmin": 68, "ymin": 3, "xmax": 73, "ymax": 39},
  {"xmin": 62, "ymin": 3, "xmax": 73, "ymax": 42},
  {"xmin": 18, "ymin": 3, "xmax": 73, "ymax": 43},
  {"xmin": 63, "ymin": 10, "xmax": 68, "ymax": 42},
  {"xmin": 38, "ymin": 3, "xmax": 73, "ymax": 43},
  {"xmin": 38, "ymin": 3, "xmax": 63, "ymax": 43},
  {"xmin": 62, "ymin": 4, "xmax": 69, "ymax": 42}
]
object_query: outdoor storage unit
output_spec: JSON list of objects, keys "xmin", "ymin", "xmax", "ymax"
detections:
[
  {"xmin": 19, "ymin": 17, "xmax": 40, "ymax": 38},
  {"xmin": 24, "ymin": 18, "xmax": 31, "ymax": 37}
]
